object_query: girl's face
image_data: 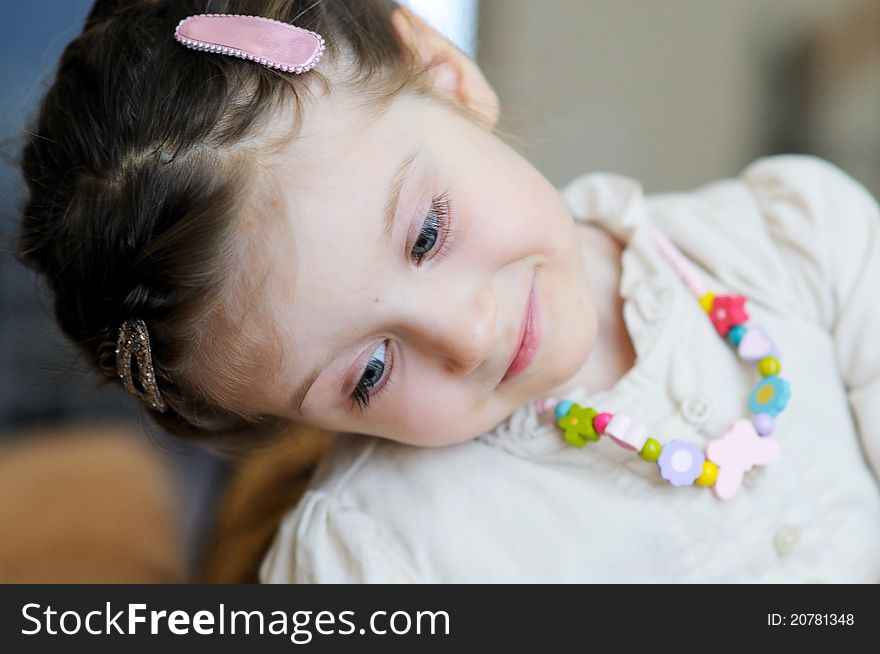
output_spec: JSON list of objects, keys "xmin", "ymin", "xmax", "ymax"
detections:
[{"xmin": 239, "ymin": 87, "xmax": 598, "ymax": 446}]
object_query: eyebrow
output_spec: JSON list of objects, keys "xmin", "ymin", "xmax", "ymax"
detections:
[
  {"xmin": 291, "ymin": 148, "xmax": 420, "ymax": 413},
  {"xmin": 382, "ymin": 148, "xmax": 420, "ymax": 242}
]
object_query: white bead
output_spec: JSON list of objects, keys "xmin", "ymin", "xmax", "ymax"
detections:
[{"xmin": 604, "ymin": 413, "xmax": 648, "ymax": 452}]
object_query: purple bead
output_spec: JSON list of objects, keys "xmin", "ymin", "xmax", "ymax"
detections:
[
  {"xmin": 752, "ymin": 413, "xmax": 774, "ymax": 437},
  {"xmin": 657, "ymin": 439, "xmax": 705, "ymax": 487}
]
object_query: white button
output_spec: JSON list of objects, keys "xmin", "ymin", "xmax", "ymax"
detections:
[
  {"xmin": 773, "ymin": 524, "xmax": 800, "ymax": 557},
  {"xmin": 680, "ymin": 394, "xmax": 711, "ymax": 425}
]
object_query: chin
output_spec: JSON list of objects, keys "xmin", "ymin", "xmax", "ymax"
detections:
[{"xmin": 545, "ymin": 309, "xmax": 597, "ymax": 395}]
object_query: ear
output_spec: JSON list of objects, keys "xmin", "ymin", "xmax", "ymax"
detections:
[{"xmin": 390, "ymin": 6, "xmax": 500, "ymax": 130}]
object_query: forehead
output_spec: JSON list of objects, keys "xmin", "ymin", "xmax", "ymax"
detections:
[{"xmin": 266, "ymin": 89, "xmax": 420, "ymax": 194}]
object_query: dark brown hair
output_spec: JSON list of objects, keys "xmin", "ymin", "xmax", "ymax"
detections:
[{"xmin": 15, "ymin": 0, "xmax": 448, "ymax": 455}]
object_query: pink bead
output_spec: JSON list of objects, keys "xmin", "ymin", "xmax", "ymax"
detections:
[
  {"xmin": 593, "ymin": 412, "xmax": 613, "ymax": 434},
  {"xmin": 706, "ymin": 419, "xmax": 781, "ymax": 500}
]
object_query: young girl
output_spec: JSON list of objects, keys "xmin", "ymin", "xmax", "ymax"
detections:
[{"xmin": 17, "ymin": 0, "xmax": 880, "ymax": 582}]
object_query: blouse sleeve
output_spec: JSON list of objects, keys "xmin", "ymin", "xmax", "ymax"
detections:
[
  {"xmin": 741, "ymin": 154, "xmax": 880, "ymax": 482},
  {"xmin": 258, "ymin": 490, "xmax": 420, "ymax": 583}
]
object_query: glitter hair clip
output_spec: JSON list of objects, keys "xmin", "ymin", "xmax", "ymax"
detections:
[
  {"xmin": 116, "ymin": 318, "xmax": 168, "ymax": 413},
  {"xmin": 174, "ymin": 13, "xmax": 326, "ymax": 73}
]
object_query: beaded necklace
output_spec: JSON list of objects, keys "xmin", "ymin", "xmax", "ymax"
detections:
[{"xmin": 545, "ymin": 228, "xmax": 791, "ymax": 500}]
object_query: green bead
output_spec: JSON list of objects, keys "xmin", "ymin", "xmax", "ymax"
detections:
[
  {"xmin": 558, "ymin": 406, "xmax": 599, "ymax": 444},
  {"xmin": 639, "ymin": 438, "xmax": 662, "ymax": 462},
  {"xmin": 758, "ymin": 356, "xmax": 780, "ymax": 377}
]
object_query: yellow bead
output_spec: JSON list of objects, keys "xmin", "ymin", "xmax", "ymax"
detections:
[
  {"xmin": 699, "ymin": 293, "xmax": 716, "ymax": 313},
  {"xmin": 758, "ymin": 356, "xmax": 780, "ymax": 377},
  {"xmin": 639, "ymin": 438, "xmax": 662, "ymax": 462},
  {"xmin": 695, "ymin": 460, "xmax": 719, "ymax": 487}
]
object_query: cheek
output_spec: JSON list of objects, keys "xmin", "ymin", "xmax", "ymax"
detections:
[
  {"xmin": 371, "ymin": 374, "xmax": 491, "ymax": 446},
  {"xmin": 464, "ymin": 193, "xmax": 567, "ymax": 262}
]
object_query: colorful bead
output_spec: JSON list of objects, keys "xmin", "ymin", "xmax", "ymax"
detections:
[
  {"xmin": 707, "ymin": 294, "xmax": 749, "ymax": 337},
  {"xmin": 604, "ymin": 413, "xmax": 648, "ymax": 452},
  {"xmin": 737, "ymin": 325, "xmax": 778, "ymax": 362},
  {"xmin": 657, "ymin": 440, "xmax": 705, "ymax": 486},
  {"xmin": 548, "ymin": 253, "xmax": 789, "ymax": 500},
  {"xmin": 752, "ymin": 413, "xmax": 774, "ymax": 436},
  {"xmin": 556, "ymin": 404, "xmax": 599, "ymax": 447},
  {"xmin": 639, "ymin": 438, "xmax": 662, "ymax": 462},
  {"xmin": 554, "ymin": 400, "xmax": 575, "ymax": 422},
  {"xmin": 699, "ymin": 293, "xmax": 716, "ymax": 313},
  {"xmin": 748, "ymin": 375, "xmax": 791, "ymax": 418},
  {"xmin": 695, "ymin": 460, "xmax": 719, "ymax": 487},
  {"xmin": 706, "ymin": 419, "xmax": 781, "ymax": 500},
  {"xmin": 593, "ymin": 412, "xmax": 613, "ymax": 434},
  {"xmin": 727, "ymin": 324, "xmax": 747, "ymax": 347},
  {"xmin": 758, "ymin": 356, "xmax": 780, "ymax": 377}
]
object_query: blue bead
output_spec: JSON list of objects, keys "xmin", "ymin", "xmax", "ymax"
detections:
[
  {"xmin": 728, "ymin": 324, "xmax": 747, "ymax": 347},
  {"xmin": 554, "ymin": 400, "xmax": 575, "ymax": 421}
]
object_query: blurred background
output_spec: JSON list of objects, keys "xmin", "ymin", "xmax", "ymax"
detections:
[{"xmin": 1, "ymin": 0, "xmax": 877, "ymax": 582}]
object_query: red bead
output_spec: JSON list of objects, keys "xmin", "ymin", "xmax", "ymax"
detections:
[
  {"xmin": 593, "ymin": 412, "xmax": 613, "ymax": 434},
  {"xmin": 708, "ymin": 294, "xmax": 749, "ymax": 337}
]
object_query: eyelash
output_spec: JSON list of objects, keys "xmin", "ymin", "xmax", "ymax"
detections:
[
  {"xmin": 409, "ymin": 190, "xmax": 454, "ymax": 266},
  {"xmin": 349, "ymin": 191, "xmax": 455, "ymax": 412}
]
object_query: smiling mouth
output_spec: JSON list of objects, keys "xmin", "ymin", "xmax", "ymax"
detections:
[{"xmin": 501, "ymin": 278, "xmax": 540, "ymax": 384}]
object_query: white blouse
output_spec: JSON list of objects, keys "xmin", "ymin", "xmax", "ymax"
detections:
[{"xmin": 260, "ymin": 155, "xmax": 880, "ymax": 583}]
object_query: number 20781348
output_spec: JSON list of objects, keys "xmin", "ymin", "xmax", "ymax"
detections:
[{"xmin": 768, "ymin": 614, "xmax": 854, "ymax": 627}]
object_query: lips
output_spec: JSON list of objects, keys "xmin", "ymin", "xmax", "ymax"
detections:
[{"xmin": 501, "ymin": 278, "xmax": 540, "ymax": 383}]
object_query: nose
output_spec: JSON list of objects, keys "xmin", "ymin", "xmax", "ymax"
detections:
[{"xmin": 412, "ymin": 282, "xmax": 498, "ymax": 376}]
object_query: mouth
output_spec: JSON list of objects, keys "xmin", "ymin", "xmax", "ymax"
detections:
[{"xmin": 501, "ymin": 276, "xmax": 541, "ymax": 384}]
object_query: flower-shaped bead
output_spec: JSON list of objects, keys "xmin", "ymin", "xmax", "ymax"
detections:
[
  {"xmin": 556, "ymin": 404, "xmax": 599, "ymax": 447},
  {"xmin": 748, "ymin": 375, "xmax": 791, "ymax": 418},
  {"xmin": 657, "ymin": 439, "xmax": 705, "ymax": 487},
  {"xmin": 708, "ymin": 294, "xmax": 749, "ymax": 337}
]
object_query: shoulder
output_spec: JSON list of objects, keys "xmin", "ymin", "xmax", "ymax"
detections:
[
  {"xmin": 257, "ymin": 435, "xmax": 413, "ymax": 583},
  {"xmin": 740, "ymin": 154, "xmax": 877, "ymax": 213},
  {"xmin": 258, "ymin": 486, "xmax": 420, "ymax": 583},
  {"xmin": 258, "ymin": 435, "xmax": 508, "ymax": 583},
  {"xmin": 646, "ymin": 155, "xmax": 879, "ymax": 323}
]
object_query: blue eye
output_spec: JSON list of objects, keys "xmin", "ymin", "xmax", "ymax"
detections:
[
  {"xmin": 410, "ymin": 192, "xmax": 452, "ymax": 266},
  {"xmin": 351, "ymin": 340, "xmax": 391, "ymax": 412}
]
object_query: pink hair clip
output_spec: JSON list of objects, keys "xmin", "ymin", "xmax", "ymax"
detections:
[{"xmin": 174, "ymin": 13, "xmax": 325, "ymax": 73}]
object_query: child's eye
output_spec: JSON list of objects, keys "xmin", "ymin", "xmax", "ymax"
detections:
[
  {"xmin": 351, "ymin": 340, "xmax": 394, "ymax": 412},
  {"xmin": 410, "ymin": 191, "xmax": 453, "ymax": 266}
]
